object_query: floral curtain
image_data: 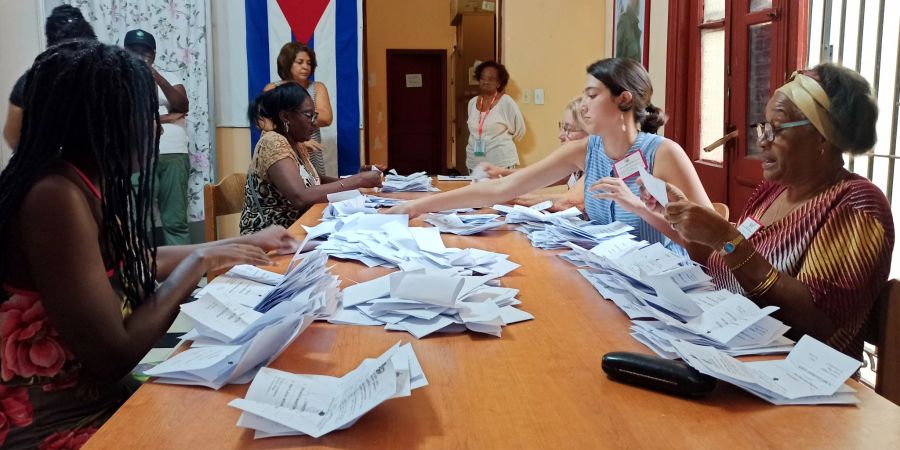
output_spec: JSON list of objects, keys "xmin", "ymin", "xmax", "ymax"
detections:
[{"xmin": 62, "ymin": 0, "xmax": 211, "ymax": 222}]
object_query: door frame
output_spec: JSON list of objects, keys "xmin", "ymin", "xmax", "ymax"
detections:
[
  {"xmin": 665, "ymin": 0, "xmax": 808, "ymax": 210},
  {"xmin": 384, "ymin": 48, "xmax": 448, "ymax": 173}
]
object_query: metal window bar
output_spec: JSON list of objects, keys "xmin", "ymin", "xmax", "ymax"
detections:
[{"xmin": 807, "ymin": 0, "xmax": 900, "ymax": 388}]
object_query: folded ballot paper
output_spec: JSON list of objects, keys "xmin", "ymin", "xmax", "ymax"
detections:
[
  {"xmin": 253, "ymin": 250, "xmax": 341, "ymax": 316},
  {"xmin": 424, "ymin": 213, "xmax": 504, "ymax": 235},
  {"xmin": 564, "ymin": 240, "xmax": 793, "ymax": 358},
  {"xmin": 328, "ymin": 269, "xmax": 533, "ymax": 338},
  {"xmin": 144, "ymin": 302, "xmax": 314, "ymax": 390},
  {"xmin": 313, "ymin": 213, "xmax": 520, "ymax": 276},
  {"xmin": 380, "ymin": 170, "xmax": 440, "ymax": 192},
  {"xmin": 671, "ymin": 336, "xmax": 861, "ymax": 405},
  {"xmin": 229, "ymin": 342, "xmax": 427, "ymax": 438}
]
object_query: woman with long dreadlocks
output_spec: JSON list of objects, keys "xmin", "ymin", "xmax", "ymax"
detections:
[{"xmin": 0, "ymin": 41, "xmax": 295, "ymax": 449}]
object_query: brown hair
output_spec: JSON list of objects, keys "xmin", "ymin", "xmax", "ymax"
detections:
[
  {"xmin": 276, "ymin": 42, "xmax": 317, "ymax": 81},
  {"xmin": 586, "ymin": 58, "xmax": 667, "ymax": 134}
]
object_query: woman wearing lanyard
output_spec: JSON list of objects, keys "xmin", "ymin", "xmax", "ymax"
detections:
[{"xmin": 465, "ymin": 60, "xmax": 526, "ymax": 173}]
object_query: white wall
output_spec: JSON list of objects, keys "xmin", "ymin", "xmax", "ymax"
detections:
[
  {"xmin": 604, "ymin": 0, "xmax": 669, "ymax": 119},
  {"xmin": 0, "ymin": 0, "xmax": 46, "ymax": 168}
]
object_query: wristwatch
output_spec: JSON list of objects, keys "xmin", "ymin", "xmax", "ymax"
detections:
[{"xmin": 719, "ymin": 234, "xmax": 745, "ymax": 256}]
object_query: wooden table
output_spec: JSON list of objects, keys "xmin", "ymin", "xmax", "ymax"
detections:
[{"xmin": 87, "ymin": 183, "xmax": 900, "ymax": 449}]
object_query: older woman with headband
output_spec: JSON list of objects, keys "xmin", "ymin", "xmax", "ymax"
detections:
[{"xmin": 659, "ymin": 63, "xmax": 893, "ymax": 358}]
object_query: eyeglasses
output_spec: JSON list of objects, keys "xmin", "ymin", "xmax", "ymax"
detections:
[
  {"xmin": 300, "ymin": 110, "xmax": 318, "ymax": 124},
  {"xmin": 751, "ymin": 120, "xmax": 811, "ymax": 143},
  {"xmin": 559, "ymin": 122, "xmax": 585, "ymax": 138}
]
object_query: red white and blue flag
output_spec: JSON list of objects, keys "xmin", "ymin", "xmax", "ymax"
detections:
[{"xmin": 245, "ymin": 0, "xmax": 362, "ymax": 175}]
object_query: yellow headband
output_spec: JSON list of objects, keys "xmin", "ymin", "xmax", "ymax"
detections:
[{"xmin": 774, "ymin": 72, "xmax": 839, "ymax": 145}]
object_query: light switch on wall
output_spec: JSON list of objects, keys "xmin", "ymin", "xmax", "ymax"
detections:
[
  {"xmin": 534, "ymin": 88, "xmax": 544, "ymax": 105},
  {"xmin": 521, "ymin": 89, "xmax": 531, "ymax": 104}
]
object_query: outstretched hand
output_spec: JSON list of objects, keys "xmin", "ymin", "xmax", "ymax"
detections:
[
  {"xmin": 193, "ymin": 243, "xmax": 273, "ymax": 272},
  {"xmin": 638, "ymin": 179, "xmax": 688, "ymax": 215},
  {"xmin": 243, "ymin": 225, "xmax": 299, "ymax": 254}
]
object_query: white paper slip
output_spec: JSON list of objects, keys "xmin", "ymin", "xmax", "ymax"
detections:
[
  {"xmin": 638, "ymin": 167, "xmax": 669, "ymax": 206},
  {"xmin": 144, "ymin": 345, "xmax": 243, "ymax": 375},
  {"xmin": 181, "ymin": 294, "xmax": 264, "ymax": 342},
  {"xmin": 342, "ymin": 274, "xmax": 392, "ymax": 307},
  {"xmin": 737, "ymin": 217, "xmax": 763, "ymax": 239},
  {"xmin": 613, "ymin": 150, "xmax": 647, "ymax": 179},
  {"xmin": 229, "ymin": 343, "xmax": 427, "ymax": 438},
  {"xmin": 195, "ymin": 274, "xmax": 275, "ymax": 308},
  {"xmin": 589, "ymin": 234, "xmax": 647, "ymax": 260},
  {"xmin": 683, "ymin": 294, "xmax": 779, "ymax": 344},
  {"xmin": 326, "ymin": 189, "xmax": 363, "ymax": 203},
  {"xmin": 229, "ymin": 265, "xmax": 284, "ymax": 285},
  {"xmin": 389, "ymin": 272, "xmax": 464, "ymax": 307},
  {"xmin": 436, "ymin": 175, "xmax": 475, "ymax": 181}
]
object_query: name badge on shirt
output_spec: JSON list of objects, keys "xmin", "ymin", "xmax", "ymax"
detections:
[
  {"xmin": 737, "ymin": 216, "xmax": 763, "ymax": 239},
  {"xmin": 613, "ymin": 151, "xmax": 648, "ymax": 179},
  {"xmin": 566, "ymin": 173, "xmax": 578, "ymax": 189},
  {"xmin": 474, "ymin": 139, "xmax": 486, "ymax": 157}
]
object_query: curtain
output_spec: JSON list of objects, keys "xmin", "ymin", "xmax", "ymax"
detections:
[{"xmin": 63, "ymin": 0, "xmax": 212, "ymax": 221}]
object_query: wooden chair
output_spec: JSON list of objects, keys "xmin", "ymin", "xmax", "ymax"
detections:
[
  {"xmin": 873, "ymin": 280, "xmax": 900, "ymax": 401},
  {"xmin": 867, "ymin": 279, "xmax": 900, "ymax": 406},
  {"xmin": 712, "ymin": 202, "xmax": 730, "ymax": 221},
  {"xmin": 203, "ymin": 172, "xmax": 247, "ymax": 243}
]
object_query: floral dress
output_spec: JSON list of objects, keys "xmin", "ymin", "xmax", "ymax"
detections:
[
  {"xmin": 240, "ymin": 131, "xmax": 321, "ymax": 235},
  {"xmin": 0, "ymin": 165, "xmax": 139, "ymax": 449}
]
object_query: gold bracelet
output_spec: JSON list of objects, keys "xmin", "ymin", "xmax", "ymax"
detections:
[
  {"xmin": 727, "ymin": 248, "xmax": 756, "ymax": 271},
  {"xmin": 746, "ymin": 266, "xmax": 780, "ymax": 298}
]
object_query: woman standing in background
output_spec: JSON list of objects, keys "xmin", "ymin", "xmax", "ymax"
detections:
[
  {"xmin": 266, "ymin": 42, "xmax": 334, "ymax": 177},
  {"xmin": 465, "ymin": 60, "xmax": 525, "ymax": 173}
]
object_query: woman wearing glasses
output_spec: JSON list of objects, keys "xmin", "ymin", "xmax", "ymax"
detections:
[
  {"xmin": 265, "ymin": 42, "xmax": 333, "ymax": 177},
  {"xmin": 658, "ymin": 63, "xmax": 892, "ymax": 358},
  {"xmin": 476, "ymin": 96, "xmax": 589, "ymax": 211},
  {"xmin": 241, "ymin": 82, "xmax": 383, "ymax": 234}
]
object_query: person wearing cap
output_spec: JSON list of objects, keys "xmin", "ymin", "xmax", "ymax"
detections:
[
  {"xmin": 4, "ymin": 4, "xmax": 96, "ymax": 149},
  {"xmin": 125, "ymin": 28, "xmax": 192, "ymax": 245},
  {"xmin": 654, "ymin": 63, "xmax": 893, "ymax": 359}
]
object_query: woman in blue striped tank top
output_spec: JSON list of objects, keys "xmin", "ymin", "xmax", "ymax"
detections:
[{"xmin": 388, "ymin": 58, "xmax": 711, "ymax": 253}]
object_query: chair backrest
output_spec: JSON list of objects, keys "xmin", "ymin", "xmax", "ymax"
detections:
[
  {"xmin": 871, "ymin": 279, "xmax": 900, "ymax": 406},
  {"xmin": 203, "ymin": 172, "xmax": 247, "ymax": 243},
  {"xmin": 712, "ymin": 202, "xmax": 730, "ymax": 221}
]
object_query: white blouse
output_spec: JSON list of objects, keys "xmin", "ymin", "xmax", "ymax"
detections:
[{"xmin": 465, "ymin": 93, "xmax": 526, "ymax": 171}]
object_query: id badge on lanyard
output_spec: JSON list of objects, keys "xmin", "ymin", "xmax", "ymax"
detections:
[{"xmin": 475, "ymin": 93, "xmax": 498, "ymax": 157}]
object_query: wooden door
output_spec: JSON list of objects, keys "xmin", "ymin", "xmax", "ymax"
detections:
[
  {"xmin": 671, "ymin": 0, "xmax": 807, "ymax": 214},
  {"xmin": 386, "ymin": 50, "xmax": 447, "ymax": 174}
]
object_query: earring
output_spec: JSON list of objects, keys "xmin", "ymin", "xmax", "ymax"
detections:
[
  {"xmin": 620, "ymin": 114, "xmax": 626, "ymax": 133},
  {"xmin": 284, "ymin": 121, "xmax": 290, "ymax": 133}
]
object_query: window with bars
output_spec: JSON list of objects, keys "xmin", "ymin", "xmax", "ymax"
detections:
[{"xmin": 806, "ymin": 0, "xmax": 900, "ymax": 389}]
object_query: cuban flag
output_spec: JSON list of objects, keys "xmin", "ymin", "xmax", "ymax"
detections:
[{"xmin": 245, "ymin": 0, "xmax": 362, "ymax": 176}]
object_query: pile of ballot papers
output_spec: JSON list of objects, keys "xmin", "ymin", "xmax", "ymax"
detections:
[
  {"xmin": 328, "ymin": 269, "xmax": 533, "ymax": 338},
  {"xmin": 144, "ymin": 299, "xmax": 314, "ymax": 389},
  {"xmin": 380, "ymin": 170, "xmax": 440, "ymax": 192},
  {"xmin": 424, "ymin": 213, "xmax": 504, "ymax": 235},
  {"xmin": 493, "ymin": 202, "xmax": 632, "ymax": 250},
  {"xmin": 671, "ymin": 336, "xmax": 861, "ymax": 405},
  {"xmin": 562, "ymin": 241, "xmax": 794, "ymax": 357},
  {"xmin": 310, "ymin": 213, "xmax": 520, "ymax": 276},
  {"xmin": 253, "ymin": 251, "xmax": 341, "ymax": 315},
  {"xmin": 322, "ymin": 190, "xmax": 406, "ymax": 220},
  {"xmin": 230, "ymin": 343, "xmax": 427, "ymax": 438},
  {"xmin": 143, "ymin": 252, "xmax": 344, "ymax": 389}
]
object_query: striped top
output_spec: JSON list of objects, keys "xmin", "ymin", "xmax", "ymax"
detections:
[
  {"xmin": 583, "ymin": 132, "xmax": 687, "ymax": 256},
  {"xmin": 707, "ymin": 172, "xmax": 894, "ymax": 358},
  {"xmin": 307, "ymin": 83, "xmax": 327, "ymax": 178}
]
